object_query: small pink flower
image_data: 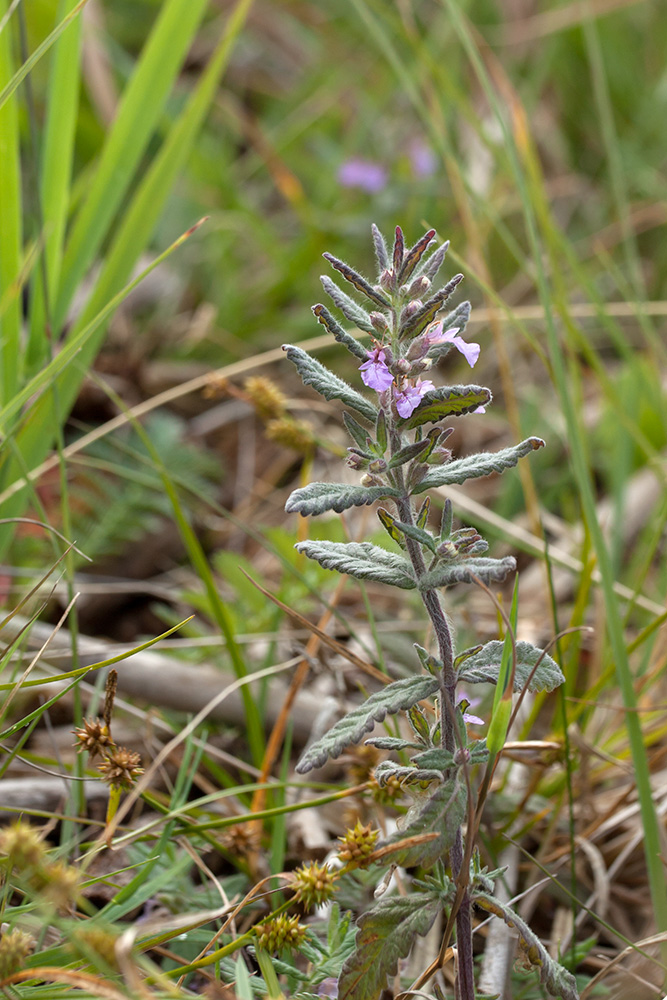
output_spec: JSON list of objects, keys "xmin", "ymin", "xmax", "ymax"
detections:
[
  {"xmin": 425, "ymin": 322, "xmax": 480, "ymax": 368},
  {"xmin": 394, "ymin": 378, "xmax": 434, "ymax": 418},
  {"xmin": 338, "ymin": 159, "xmax": 387, "ymax": 193},
  {"xmin": 359, "ymin": 347, "xmax": 393, "ymax": 392}
]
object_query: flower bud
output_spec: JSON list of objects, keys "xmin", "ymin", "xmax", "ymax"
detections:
[
  {"xmin": 395, "ymin": 358, "xmax": 411, "ymax": 374},
  {"xmin": 408, "ymin": 275, "xmax": 431, "ymax": 298},
  {"xmin": 402, "ymin": 299, "xmax": 423, "ymax": 319},
  {"xmin": 369, "ymin": 312, "xmax": 389, "ymax": 335},
  {"xmin": 437, "ymin": 539, "xmax": 457, "ymax": 559},
  {"xmin": 378, "ymin": 268, "xmax": 395, "ymax": 291},
  {"xmin": 369, "ymin": 458, "xmax": 387, "ymax": 474},
  {"xmin": 347, "ymin": 450, "xmax": 369, "ymax": 470},
  {"xmin": 411, "ymin": 357, "xmax": 433, "ymax": 374},
  {"xmin": 426, "ymin": 447, "xmax": 452, "ymax": 465}
]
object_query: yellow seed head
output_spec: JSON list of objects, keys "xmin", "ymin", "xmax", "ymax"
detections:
[
  {"xmin": 290, "ymin": 861, "xmax": 337, "ymax": 909},
  {"xmin": 0, "ymin": 821, "xmax": 45, "ymax": 871},
  {"xmin": 254, "ymin": 913, "xmax": 307, "ymax": 954},
  {"xmin": 337, "ymin": 819, "xmax": 380, "ymax": 866},
  {"xmin": 244, "ymin": 376, "xmax": 287, "ymax": 420},
  {"xmin": 0, "ymin": 928, "xmax": 35, "ymax": 979},
  {"xmin": 265, "ymin": 417, "xmax": 314, "ymax": 452}
]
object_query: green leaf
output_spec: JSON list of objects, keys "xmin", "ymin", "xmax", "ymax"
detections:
[
  {"xmin": 338, "ymin": 893, "xmax": 441, "ymax": 1000},
  {"xmin": 343, "ymin": 412, "xmax": 372, "ymax": 449},
  {"xmin": 295, "ymin": 675, "xmax": 440, "ymax": 773},
  {"xmin": 457, "ymin": 640, "xmax": 565, "ymax": 693},
  {"xmin": 283, "ymin": 345, "xmax": 378, "ymax": 421},
  {"xmin": 365, "ymin": 736, "xmax": 423, "ymax": 751},
  {"xmin": 416, "ymin": 495, "xmax": 431, "ymax": 529},
  {"xmin": 398, "ymin": 228, "xmax": 436, "ymax": 284},
  {"xmin": 392, "ymin": 519, "xmax": 437, "ymax": 553},
  {"xmin": 412, "ymin": 438, "xmax": 545, "ymax": 493},
  {"xmin": 399, "ymin": 273, "xmax": 463, "ymax": 337},
  {"xmin": 418, "ymin": 556, "xmax": 516, "ymax": 589},
  {"xmin": 378, "ymin": 778, "xmax": 467, "ymax": 869},
  {"xmin": 377, "ymin": 507, "xmax": 406, "ymax": 549},
  {"xmin": 387, "ymin": 437, "xmax": 432, "ymax": 468},
  {"xmin": 286, "ymin": 482, "xmax": 400, "ymax": 517},
  {"xmin": 312, "ymin": 303, "xmax": 369, "ymax": 361},
  {"xmin": 295, "ymin": 540, "xmax": 416, "ymax": 589},
  {"xmin": 320, "ymin": 276, "xmax": 375, "ymax": 333},
  {"xmin": 474, "ymin": 893, "xmax": 580, "ymax": 1000},
  {"xmin": 402, "ymin": 385, "xmax": 492, "ymax": 427},
  {"xmin": 375, "ymin": 409, "xmax": 387, "ymax": 453},
  {"xmin": 323, "ymin": 252, "xmax": 391, "ymax": 309}
]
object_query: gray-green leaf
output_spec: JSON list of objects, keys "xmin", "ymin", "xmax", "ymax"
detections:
[
  {"xmin": 338, "ymin": 893, "xmax": 441, "ymax": 1000},
  {"xmin": 295, "ymin": 675, "xmax": 440, "ymax": 773},
  {"xmin": 283, "ymin": 345, "xmax": 377, "ymax": 421},
  {"xmin": 379, "ymin": 778, "xmax": 467, "ymax": 869},
  {"xmin": 457, "ymin": 640, "xmax": 565, "ymax": 692},
  {"xmin": 312, "ymin": 304, "xmax": 370, "ymax": 361},
  {"xmin": 474, "ymin": 892, "xmax": 580, "ymax": 1000},
  {"xmin": 418, "ymin": 556, "xmax": 516, "ymax": 589},
  {"xmin": 402, "ymin": 385, "xmax": 492, "ymax": 427},
  {"xmin": 412, "ymin": 437, "xmax": 545, "ymax": 493},
  {"xmin": 295, "ymin": 540, "xmax": 416, "ymax": 589},
  {"xmin": 320, "ymin": 276, "xmax": 376, "ymax": 333},
  {"xmin": 285, "ymin": 482, "xmax": 400, "ymax": 516}
]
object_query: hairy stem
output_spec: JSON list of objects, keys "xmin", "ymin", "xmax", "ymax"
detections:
[{"xmin": 393, "ymin": 486, "xmax": 475, "ymax": 1000}]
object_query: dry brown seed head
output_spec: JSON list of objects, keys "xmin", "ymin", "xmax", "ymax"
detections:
[
  {"xmin": 98, "ymin": 747, "xmax": 144, "ymax": 789},
  {"xmin": 73, "ymin": 718, "xmax": 114, "ymax": 759}
]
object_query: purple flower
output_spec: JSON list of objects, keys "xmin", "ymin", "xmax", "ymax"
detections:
[
  {"xmin": 338, "ymin": 158, "xmax": 388, "ymax": 193},
  {"xmin": 408, "ymin": 139, "xmax": 437, "ymax": 178},
  {"xmin": 458, "ymin": 693, "xmax": 484, "ymax": 726},
  {"xmin": 394, "ymin": 378, "xmax": 434, "ymax": 418},
  {"xmin": 425, "ymin": 322, "xmax": 480, "ymax": 368},
  {"xmin": 359, "ymin": 347, "xmax": 393, "ymax": 392}
]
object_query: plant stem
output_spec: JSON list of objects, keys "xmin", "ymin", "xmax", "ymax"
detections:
[{"xmin": 394, "ymin": 489, "xmax": 476, "ymax": 1000}]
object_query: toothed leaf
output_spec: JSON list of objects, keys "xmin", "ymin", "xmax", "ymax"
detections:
[
  {"xmin": 379, "ymin": 778, "xmax": 467, "ymax": 869},
  {"xmin": 311, "ymin": 304, "xmax": 369, "ymax": 361},
  {"xmin": 295, "ymin": 674, "xmax": 440, "ymax": 773},
  {"xmin": 418, "ymin": 557, "xmax": 516, "ymax": 589},
  {"xmin": 286, "ymin": 482, "xmax": 400, "ymax": 516},
  {"xmin": 295, "ymin": 540, "xmax": 416, "ymax": 589},
  {"xmin": 457, "ymin": 640, "xmax": 565, "ymax": 693},
  {"xmin": 402, "ymin": 385, "xmax": 492, "ymax": 428},
  {"xmin": 338, "ymin": 894, "xmax": 441, "ymax": 1000},
  {"xmin": 283, "ymin": 345, "xmax": 377, "ymax": 421},
  {"xmin": 412, "ymin": 438, "xmax": 545, "ymax": 493}
]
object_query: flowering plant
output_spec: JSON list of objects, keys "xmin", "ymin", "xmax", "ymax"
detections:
[{"xmin": 283, "ymin": 226, "xmax": 578, "ymax": 1000}]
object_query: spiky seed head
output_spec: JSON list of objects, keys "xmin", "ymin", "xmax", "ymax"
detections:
[
  {"xmin": 98, "ymin": 747, "xmax": 143, "ymax": 789},
  {"xmin": 244, "ymin": 376, "xmax": 288, "ymax": 420},
  {"xmin": 290, "ymin": 861, "xmax": 337, "ymax": 909},
  {"xmin": 220, "ymin": 823, "xmax": 262, "ymax": 859},
  {"xmin": 71, "ymin": 924, "xmax": 119, "ymax": 970},
  {"xmin": 337, "ymin": 819, "xmax": 379, "ymax": 865},
  {"xmin": 34, "ymin": 861, "xmax": 80, "ymax": 910},
  {"xmin": 254, "ymin": 914, "xmax": 307, "ymax": 954},
  {"xmin": 73, "ymin": 718, "xmax": 114, "ymax": 759},
  {"xmin": 0, "ymin": 928, "xmax": 35, "ymax": 978},
  {"xmin": 0, "ymin": 821, "xmax": 45, "ymax": 870},
  {"xmin": 370, "ymin": 772, "xmax": 403, "ymax": 805}
]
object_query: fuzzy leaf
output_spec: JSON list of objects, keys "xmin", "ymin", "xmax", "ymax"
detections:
[
  {"xmin": 365, "ymin": 736, "xmax": 423, "ymax": 751},
  {"xmin": 400, "ymin": 274, "xmax": 464, "ymax": 338},
  {"xmin": 412, "ymin": 437, "xmax": 545, "ymax": 493},
  {"xmin": 393, "ymin": 519, "xmax": 437, "ymax": 553},
  {"xmin": 399, "ymin": 229, "xmax": 437, "ymax": 284},
  {"xmin": 312, "ymin": 304, "xmax": 370, "ymax": 361},
  {"xmin": 387, "ymin": 437, "xmax": 432, "ymax": 468},
  {"xmin": 416, "ymin": 495, "xmax": 431, "ymax": 529},
  {"xmin": 457, "ymin": 640, "xmax": 565, "ymax": 693},
  {"xmin": 338, "ymin": 893, "xmax": 441, "ymax": 1000},
  {"xmin": 295, "ymin": 540, "xmax": 416, "ymax": 589},
  {"xmin": 283, "ymin": 345, "xmax": 377, "ymax": 421},
  {"xmin": 320, "ymin": 276, "xmax": 376, "ymax": 334},
  {"xmin": 377, "ymin": 507, "xmax": 406, "ymax": 549},
  {"xmin": 392, "ymin": 225, "xmax": 405, "ymax": 274},
  {"xmin": 286, "ymin": 481, "xmax": 400, "ymax": 516},
  {"xmin": 343, "ymin": 412, "xmax": 371, "ymax": 449},
  {"xmin": 414, "ymin": 240, "xmax": 449, "ymax": 282},
  {"xmin": 295, "ymin": 675, "xmax": 440, "ymax": 773},
  {"xmin": 379, "ymin": 778, "xmax": 467, "ymax": 869},
  {"xmin": 323, "ymin": 252, "xmax": 391, "ymax": 309},
  {"xmin": 371, "ymin": 223, "xmax": 389, "ymax": 271},
  {"xmin": 474, "ymin": 893, "xmax": 580, "ymax": 1000},
  {"xmin": 402, "ymin": 385, "xmax": 492, "ymax": 427},
  {"xmin": 418, "ymin": 556, "xmax": 516, "ymax": 589}
]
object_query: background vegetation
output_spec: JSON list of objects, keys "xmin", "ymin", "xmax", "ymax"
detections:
[{"xmin": 0, "ymin": 0, "xmax": 666, "ymax": 997}]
